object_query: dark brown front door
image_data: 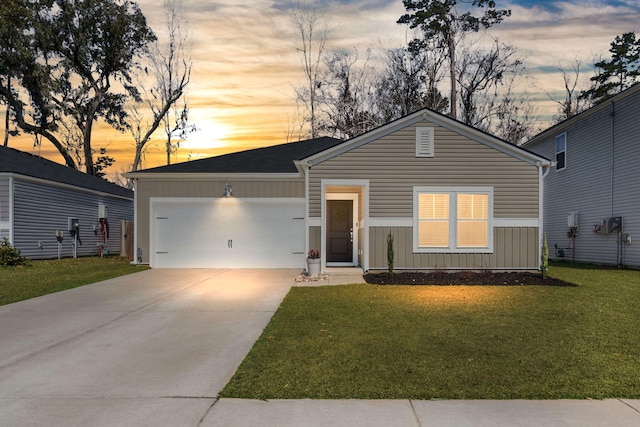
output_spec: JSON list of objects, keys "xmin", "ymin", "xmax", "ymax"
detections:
[{"xmin": 327, "ymin": 200, "xmax": 353, "ymax": 263}]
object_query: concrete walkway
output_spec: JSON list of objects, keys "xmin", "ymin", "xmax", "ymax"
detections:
[{"xmin": 1, "ymin": 268, "xmax": 638, "ymax": 426}]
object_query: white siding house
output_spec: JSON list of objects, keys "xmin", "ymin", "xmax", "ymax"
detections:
[{"xmin": 524, "ymin": 84, "xmax": 640, "ymax": 268}]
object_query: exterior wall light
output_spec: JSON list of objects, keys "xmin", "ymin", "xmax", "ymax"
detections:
[{"xmin": 223, "ymin": 182, "xmax": 233, "ymax": 197}]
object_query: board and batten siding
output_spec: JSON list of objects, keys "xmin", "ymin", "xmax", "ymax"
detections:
[
  {"xmin": 308, "ymin": 120, "xmax": 539, "ymax": 219},
  {"xmin": 12, "ymin": 178, "xmax": 133, "ymax": 260},
  {"xmin": 134, "ymin": 178, "xmax": 304, "ymax": 264},
  {"xmin": 526, "ymin": 88, "xmax": 640, "ymax": 269},
  {"xmin": 370, "ymin": 227, "xmax": 539, "ymax": 270}
]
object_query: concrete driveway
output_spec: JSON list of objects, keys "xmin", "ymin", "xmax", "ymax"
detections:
[{"xmin": 0, "ymin": 268, "xmax": 298, "ymax": 427}]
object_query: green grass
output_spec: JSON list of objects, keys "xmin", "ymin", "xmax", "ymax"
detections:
[
  {"xmin": 0, "ymin": 256, "xmax": 148, "ymax": 306},
  {"xmin": 222, "ymin": 262, "xmax": 640, "ymax": 400}
]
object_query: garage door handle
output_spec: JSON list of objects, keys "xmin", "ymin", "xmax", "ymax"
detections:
[
  {"xmin": 228, "ymin": 239, "xmax": 232, "ymax": 248},
  {"xmin": 156, "ymin": 251, "xmax": 168, "ymax": 254}
]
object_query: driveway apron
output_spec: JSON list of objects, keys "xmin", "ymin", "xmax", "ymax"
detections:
[{"xmin": 0, "ymin": 268, "xmax": 297, "ymax": 427}]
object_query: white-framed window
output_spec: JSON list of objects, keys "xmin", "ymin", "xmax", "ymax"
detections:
[
  {"xmin": 413, "ymin": 187, "xmax": 493, "ymax": 253},
  {"xmin": 415, "ymin": 127, "xmax": 434, "ymax": 157},
  {"xmin": 555, "ymin": 133, "xmax": 566, "ymax": 170}
]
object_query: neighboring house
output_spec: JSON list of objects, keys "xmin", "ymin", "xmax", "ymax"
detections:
[
  {"xmin": 127, "ymin": 109, "xmax": 551, "ymax": 271},
  {"xmin": 0, "ymin": 146, "xmax": 134, "ymax": 260},
  {"xmin": 524, "ymin": 84, "xmax": 640, "ymax": 269}
]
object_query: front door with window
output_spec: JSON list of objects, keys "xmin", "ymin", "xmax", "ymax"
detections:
[{"xmin": 327, "ymin": 200, "xmax": 353, "ymax": 263}]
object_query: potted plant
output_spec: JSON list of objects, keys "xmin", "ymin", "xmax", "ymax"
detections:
[{"xmin": 306, "ymin": 249, "xmax": 321, "ymax": 276}]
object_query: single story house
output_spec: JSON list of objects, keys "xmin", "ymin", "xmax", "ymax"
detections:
[
  {"xmin": 524, "ymin": 84, "xmax": 640, "ymax": 268},
  {"xmin": 127, "ymin": 109, "xmax": 551, "ymax": 271},
  {"xmin": 0, "ymin": 145, "xmax": 134, "ymax": 260},
  {"xmin": 128, "ymin": 109, "xmax": 551, "ymax": 272}
]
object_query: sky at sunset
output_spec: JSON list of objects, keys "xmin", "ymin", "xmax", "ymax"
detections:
[{"xmin": 6, "ymin": 0, "xmax": 640, "ymax": 177}]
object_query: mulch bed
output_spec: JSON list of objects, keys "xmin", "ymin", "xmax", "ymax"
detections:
[{"xmin": 365, "ymin": 271, "xmax": 576, "ymax": 286}]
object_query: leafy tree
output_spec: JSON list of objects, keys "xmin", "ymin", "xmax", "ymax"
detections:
[
  {"xmin": 0, "ymin": 0, "xmax": 156, "ymax": 175},
  {"xmin": 398, "ymin": 0, "xmax": 511, "ymax": 120},
  {"xmin": 581, "ymin": 32, "xmax": 640, "ymax": 104}
]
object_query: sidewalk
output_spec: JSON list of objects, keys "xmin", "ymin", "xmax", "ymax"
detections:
[{"xmin": 203, "ymin": 398, "xmax": 640, "ymax": 426}]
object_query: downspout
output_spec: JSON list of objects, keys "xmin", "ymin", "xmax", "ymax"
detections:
[
  {"xmin": 538, "ymin": 161, "xmax": 552, "ymax": 270},
  {"xmin": 9, "ymin": 174, "xmax": 14, "ymax": 245},
  {"xmin": 609, "ymin": 101, "xmax": 622, "ymax": 267},
  {"xmin": 610, "ymin": 101, "xmax": 615, "ymax": 217},
  {"xmin": 132, "ymin": 178, "xmax": 139, "ymax": 265},
  {"xmin": 303, "ymin": 162, "xmax": 310, "ymax": 271}
]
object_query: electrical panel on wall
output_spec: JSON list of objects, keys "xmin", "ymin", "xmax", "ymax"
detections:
[{"xmin": 567, "ymin": 211, "xmax": 578, "ymax": 228}]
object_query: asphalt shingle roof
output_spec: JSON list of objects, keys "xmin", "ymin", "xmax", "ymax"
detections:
[
  {"xmin": 0, "ymin": 145, "xmax": 133, "ymax": 199},
  {"xmin": 133, "ymin": 137, "xmax": 344, "ymax": 174}
]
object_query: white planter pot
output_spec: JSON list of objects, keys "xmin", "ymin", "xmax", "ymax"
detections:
[{"xmin": 306, "ymin": 258, "xmax": 321, "ymax": 276}]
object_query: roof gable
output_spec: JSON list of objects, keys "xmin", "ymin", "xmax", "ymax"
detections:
[
  {"xmin": 303, "ymin": 109, "xmax": 551, "ymax": 167},
  {"xmin": 525, "ymin": 83, "xmax": 640, "ymax": 147},
  {"xmin": 0, "ymin": 146, "xmax": 133, "ymax": 198},
  {"xmin": 130, "ymin": 136, "xmax": 343, "ymax": 175}
]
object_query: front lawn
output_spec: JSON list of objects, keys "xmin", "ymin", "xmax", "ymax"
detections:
[
  {"xmin": 0, "ymin": 256, "xmax": 147, "ymax": 306},
  {"xmin": 222, "ymin": 262, "xmax": 640, "ymax": 399}
]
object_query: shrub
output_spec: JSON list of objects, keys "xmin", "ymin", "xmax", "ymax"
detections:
[
  {"xmin": 0, "ymin": 238, "xmax": 28, "ymax": 266},
  {"xmin": 541, "ymin": 233, "xmax": 549, "ymax": 279},
  {"xmin": 387, "ymin": 232, "xmax": 394, "ymax": 276}
]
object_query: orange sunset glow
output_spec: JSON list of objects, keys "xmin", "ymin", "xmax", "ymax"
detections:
[{"xmin": 4, "ymin": 1, "xmax": 639, "ymax": 178}]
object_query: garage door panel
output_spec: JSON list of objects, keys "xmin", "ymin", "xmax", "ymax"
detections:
[{"xmin": 152, "ymin": 199, "xmax": 305, "ymax": 268}]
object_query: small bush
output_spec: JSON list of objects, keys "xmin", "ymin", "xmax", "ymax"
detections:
[
  {"xmin": 387, "ymin": 232, "xmax": 394, "ymax": 276},
  {"xmin": 0, "ymin": 238, "xmax": 28, "ymax": 266}
]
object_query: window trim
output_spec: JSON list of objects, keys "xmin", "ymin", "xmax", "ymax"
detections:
[
  {"xmin": 413, "ymin": 186, "xmax": 494, "ymax": 254},
  {"xmin": 555, "ymin": 133, "xmax": 566, "ymax": 171}
]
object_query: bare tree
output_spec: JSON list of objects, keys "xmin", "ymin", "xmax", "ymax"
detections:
[
  {"xmin": 493, "ymin": 86, "xmax": 538, "ymax": 145},
  {"xmin": 318, "ymin": 49, "xmax": 379, "ymax": 139},
  {"xmin": 376, "ymin": 43, "xmax": 448, "ymax": 122},
  {"xmin": 290, "ymin": 0, "xmax": 329, "ymax": 138},
  {"xmin": 129, "ymin": 0, "xmax": 192, "ymax": 171},
  {"xmin": 456, "ymin": 39, "xmax": 521, "ymax": 128},
  {"xmin": 551, "ymin": 58, "xmax": 590, "ymax": 122}
]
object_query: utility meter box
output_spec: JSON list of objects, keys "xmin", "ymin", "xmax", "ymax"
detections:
[
  {"xmin": 609, "ymin": 216, "xmax": 623, "ymax": 233},
  {"xmin": 98, "ymin": 204, "xmax": 108, "ymax": 219},
  {"xmin": 68, "ymin": 217, "xmax": 78, "ymax": 232},
  {"xmin": 567, "ymin": 211, "xmax": 579, "ymax": 228}
]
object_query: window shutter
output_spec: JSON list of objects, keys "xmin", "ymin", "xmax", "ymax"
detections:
[{"xmin": 416, "ymin": 127, "xmax": 434, "ymax": 157}]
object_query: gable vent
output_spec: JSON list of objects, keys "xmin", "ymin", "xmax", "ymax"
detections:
[{"xmin": 416, "ymin": 127, "xmax": 434, "ymax": 157}]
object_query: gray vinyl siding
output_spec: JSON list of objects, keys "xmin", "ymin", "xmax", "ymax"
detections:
[
  {"xmin": 369, "ymin": 227, "xmax": 539, "ymax": 270},
  {"xmin": 0, "ymin": 177, "xmax": 9, "ymax": 240},
  {"xmin": 13, "ymin": 179, "xmax": 133, "ymax": 260},
  {"xmin": 309, "ymin": 120, "xmax": 539, "ymax": 218},
  {"xmin": 134, "ymin": 178, "xmax": 304, "ymax": 263},
  {"xmin": 526, "ymin": 87, "xmax": 640, "ymax": 268},
  {"xmin": 0, "ymin": 176, "xmax": 9, "ymax": 222}
]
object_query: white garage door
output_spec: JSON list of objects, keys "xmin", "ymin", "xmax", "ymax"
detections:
[{"xmin": 151, "ymin": 198, "xmax": 305, "ymax": 268}]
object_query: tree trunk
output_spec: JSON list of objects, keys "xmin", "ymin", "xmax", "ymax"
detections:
[
  {"xmin": 448, "ymin": 33, "xmax": 457, "ymax": 120},
  {"xmin": 3, "ymin": 78, "xmax": 10, "ymax": 147},
  {"xmin": 3, "ymin": 105, "xmax": 9, "ymax": 147},
  {"xmin": 83, "ymin": 92, "xmax": 106, "ymax": 176}
]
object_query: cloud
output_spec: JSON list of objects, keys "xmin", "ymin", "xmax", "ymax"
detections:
[{"xmin": 8, "ymin": 0, "xmax": 640, "ymax": 173}]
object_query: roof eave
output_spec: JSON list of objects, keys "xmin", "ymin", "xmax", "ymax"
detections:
[
  {"xmin": 124, "ymin": 172, "xmax": 303, "ymax": 180},
  {"xmin": 303, "ymin": 109, "xmax": 551, "ymax": 168}
]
